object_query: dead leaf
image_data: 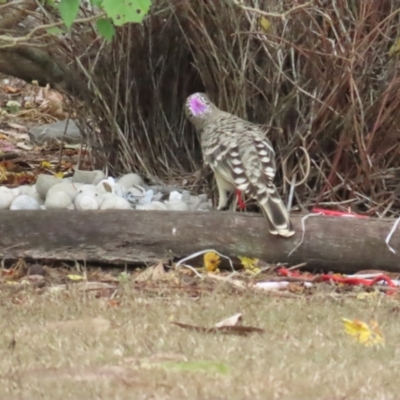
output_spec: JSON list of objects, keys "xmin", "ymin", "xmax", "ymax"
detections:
[
  {"xmin": 172, "ymin": 313, "xmax": 263, "ymax": 336},
  {"xmin": 6, "ymin": 132, "xmax": 30, "ymax": 141},
  {"xmin": 106, "ymin": 299, "xmax": 120, "ymax": 307},
  {"xmin": 75, "ymin": 281, "xmax": 117, "ymax": 292},
  {"xmin": 3, "ymin": 86, "xmax": 20, "ymax": 94},
  {"xmin": 215, "ymin": 313, "xmax": 242, "ymax": 327},
  {"xmin": 171, "ymin": 322, "xmax": 264, "ymax": 336},
  {"xmin": 7, "ymin": 122, "xmax": 27, "ymax": 131},
  {"xmin": 16, "ymin": 142, "xmax": 33, "ymax": 151},
  {"xmin": 205, "ymin": 273, "xmax": 247, "ymax": 290},
  {"xmin": 99, "ymin": 273, "xmax": 120, "ymax": 283},
  {"xmin": 135, "ymin": 262, "xmax": 166, "ymax": 282},
  {"xmin": 38, "ymin": 85, "xmax": 67, "ymax": 119},
  {"xmin": 287, "ymin": 282, "xmax": 307, "ymax": 293},
  {"xmin": 152, "ymin": 262, "xmax": 167, "ymax": 279}
]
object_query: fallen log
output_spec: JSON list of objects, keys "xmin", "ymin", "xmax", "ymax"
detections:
[{"xmin": 0, "ymin": 210, "xmax": 399, "ymax": 273}]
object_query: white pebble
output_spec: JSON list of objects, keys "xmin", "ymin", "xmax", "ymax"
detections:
[
  {"xmin": 47, "ymin": 182, "xmax": 82, "ymax": 201},
  {"xmin": 10, "ymin": 195, "xmax": 41, "ymax": 210},
  {"xmin": 77, "ymin": 184, "xmax": 97, "ymax": 193},
  {"xmin": 45, "ymin": 191, "xmax": 74, "ymax": 209},
  {"xmin": 118, "ymin": 173, "xmax": 143, "ymax": 190},
  {"xmin": 35, "ymin": 175, "xmax": 62, "ymax": 199},
  {"xmin": 165, "ymin": 200, "xmax": 189, "ymax": 211},
  {"xmin": 0, "ymin": 187, "xmax": 17, "ymax": 209},
  {"xmin": 99, "ymin": 195, "xmax": 132, "ymax": 210},
  {"xmin": 136, "ymin": 201, "xmax": 168, "ymax": 211},
  {"xmin": 72, "ymin": 170, "xmax": 105, "ymax": 185}
]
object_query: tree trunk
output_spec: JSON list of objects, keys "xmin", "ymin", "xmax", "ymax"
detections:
[
  {"xmin": 0, "ymin": 47, "xmax": 87, "ymax": 99},
  {"xmin": 0, "ymin": 210, "xmax": 399, "ymax": 273}
]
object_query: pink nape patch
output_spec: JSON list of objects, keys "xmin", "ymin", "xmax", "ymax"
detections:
[{"xmin": 189, "ymin": 97, "xmax": 208, "ymax": 116}]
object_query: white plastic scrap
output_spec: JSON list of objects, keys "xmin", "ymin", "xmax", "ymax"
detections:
[
  {"xmin": 385, "ymin": 216, "xmax": 400, "ymax": 254},
  {"xmin": 124, "ymin": 187, "xmax": 153, "ymax": 207},
  {"xmin": 349, "ymin": 273, "xmax": 400, "ymax": 287},
  {"xmin": 254, "ymin": 281, "xmax": 313, "ymax": 291},
  {"xmin": 288, "ymin": 212, "xmax": 323, "ymax": 257}
]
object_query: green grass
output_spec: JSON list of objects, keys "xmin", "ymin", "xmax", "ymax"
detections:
[{"xmin": 0, "ymin": 284, "xmax": 398, "ymax": 400}]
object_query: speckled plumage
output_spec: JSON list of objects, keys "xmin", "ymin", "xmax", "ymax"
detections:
[{"xmin": 185, "ymin": 92, "xmax": 294, "ymax": 237}]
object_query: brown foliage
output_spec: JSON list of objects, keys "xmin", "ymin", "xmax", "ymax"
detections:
[
  {"xmin": 2, "ymin": 0, "xmax": 400, "ymax": 216},
  {"xmin": 77, "ymin": 0, "xmax": 400, "ymax": 216}
]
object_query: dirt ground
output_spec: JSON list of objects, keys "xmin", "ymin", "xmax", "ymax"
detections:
[{"xmin": 0, "ymin": 279, "xmax": 398, "ymax": 400}]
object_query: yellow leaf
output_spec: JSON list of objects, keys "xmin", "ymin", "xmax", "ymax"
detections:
[
  {"xmin": 40, "ymin": 161, "xmax": 52, "ymax": 169},
  {"xmin": 260, "ymin": 16, "xmax": 271, "ymax": 33},
  {"xmin": 238, "ymin": 256, "xmax": 260, "ymax": 274},
  {"xmin": 342, "ymin": 318, "xmax": 384, "ymax": 347},
  {"xmin": 203, "ymin": 252, "xmax": 221, "ymax": 272},
  {"xmin": 389, "ymin": 39, "xmax": 400, "ymax": 57},
  {"xmin": 67, "ymin": 274, "xmax": 85, "ymax": 281},
  {"xmin": 356, "ymin": 291, "xmax": 378, "ymax": 300}
]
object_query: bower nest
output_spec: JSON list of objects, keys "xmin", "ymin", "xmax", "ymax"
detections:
[{"xmin": 4, "ymin": 0, "xmax": 400, "ymax": 217}]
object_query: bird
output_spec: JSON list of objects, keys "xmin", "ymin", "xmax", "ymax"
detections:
[{"xmin": 184, "ymin": 92, "xmax": 294, "ymax": 238}]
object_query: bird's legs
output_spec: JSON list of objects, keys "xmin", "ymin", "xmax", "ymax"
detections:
[
  {"xmin": 229, "ymin": 193, "xmax": 238, "ymax": 212},
  {"xmin": 214, "ymin": 172, "xmax": 235, "ymax": 210}
]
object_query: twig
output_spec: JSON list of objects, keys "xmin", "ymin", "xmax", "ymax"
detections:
[
  {"xmin": 234, "ymin": 1, "xmax": 313, "ymax": 21},
  {"xmin": 0, "ymin": 13, "xmax": 105, "ymax": 47},
  {"xmin": 57, "ymin": 113, "xmax": 70, "ymax": 170}
]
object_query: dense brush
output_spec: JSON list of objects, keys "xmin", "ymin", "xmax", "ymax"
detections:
[{"xmin": 58, "ymin": 0, "xmax": 400, "ymax": 217}]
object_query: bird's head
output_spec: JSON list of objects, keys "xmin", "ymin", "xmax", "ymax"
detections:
[{"xmin": 185, "ymin": 93, "xmax": 217, "ymax": 130}]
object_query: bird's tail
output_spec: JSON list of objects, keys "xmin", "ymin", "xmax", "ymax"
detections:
[{"xmin": 258, "ymin": 186, "xmax": 294, "ymax": 238}]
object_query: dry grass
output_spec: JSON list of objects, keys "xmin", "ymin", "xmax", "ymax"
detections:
[{"xmin": 0, "ymin": 283, "xmax": 399, "ymax": 399}]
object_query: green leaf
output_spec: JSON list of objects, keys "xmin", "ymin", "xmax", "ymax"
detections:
[
  {"xmin": 58, "ymin": 0, "xmax": 80, "ymax": 28},
  {"xmin": 102, "ymin": 0, "xmax": 151, "ymax": 26},
  {"xmin": 46, "ymin": 27, "xmax": 64, "ymax": 35},
  {"xmin": 96, "ymin": 18, "xmax": 115, "ymax": 41}
]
